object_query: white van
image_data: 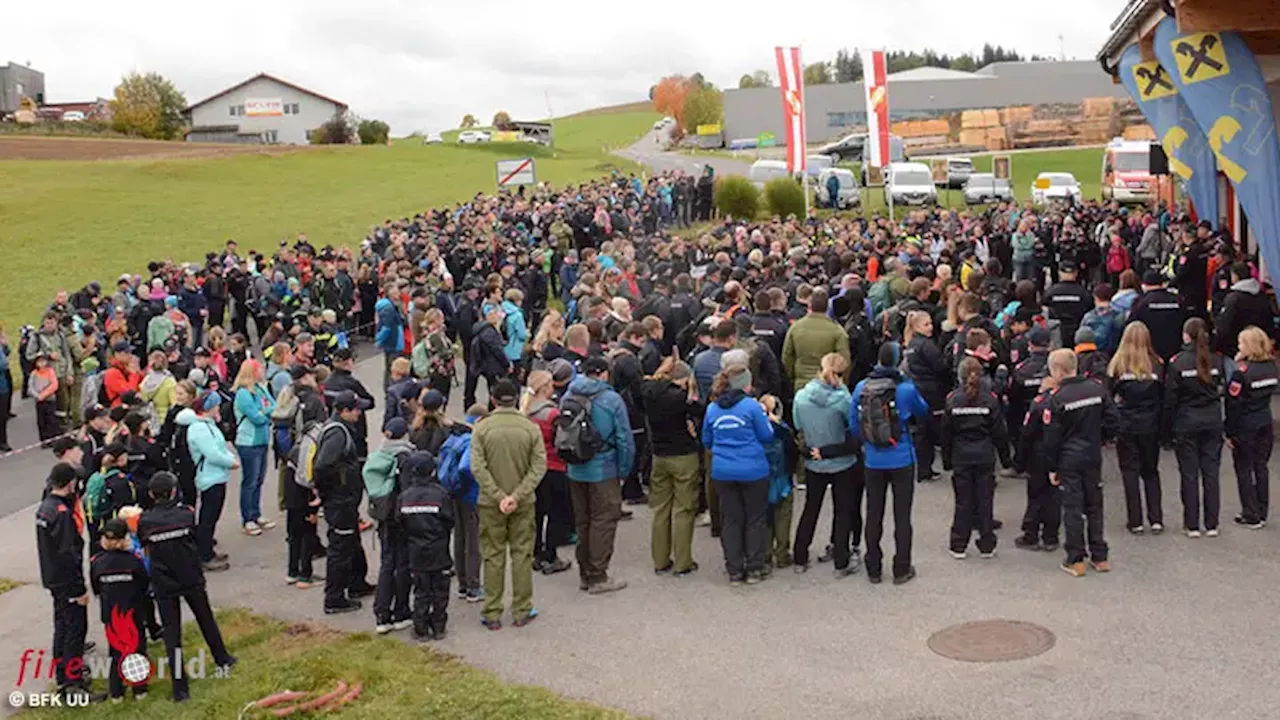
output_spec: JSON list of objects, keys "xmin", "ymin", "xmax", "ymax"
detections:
[
  {"xmin": 804, "ymin": 154, "xmax": 835, "ymax": 178},
  {"xmin": 748, "ymin": 159, "xmax": 793, "ymax": 191},
  {"xmin": 885, "ymin": 162, "xmax": 937, "ymax": 206}
]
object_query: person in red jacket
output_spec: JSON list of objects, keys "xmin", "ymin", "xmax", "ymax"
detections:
[
  {"xmin": 520, "ymin": 370, "xmax": 572, "ymax": 575},
  {"xmin": 102, "ymin": 343, "xmax": 143, "ymax": 408}
]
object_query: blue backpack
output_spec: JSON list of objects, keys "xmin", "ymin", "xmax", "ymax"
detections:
[{"xmin": 437, "ymin": 429, "xmax": 477, "ymax": 505}]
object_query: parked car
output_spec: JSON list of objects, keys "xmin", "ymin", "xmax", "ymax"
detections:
[
  {"xmin": 804, "ymin": 154, "xmax": 835, "ymax": 179},
  {"xmin": 816, "ymin": 168, "xmax": 861, "ymax": 209},
  {"xmin": 748, "ymin": 159, "xmax": 793, "ymax": 191},
  {"xmin": 885, "ymin": 162, "xmax": 937, "ymax": 206},
  {"xmin": 944, "ymin": 156, "xmax": 973, "ymax": 189},
  {"xmin": 457, "ymin": 130, "xmax": 491, "ymax": 144},
  {"xmin": 1031, "ymin": 172, "xmax": 1082, "ymax": 205},
  {"xmin": 962, "ymin": 173, "xmax": 1014, "ymax": 204},
  {"xmin": 422, "ymin": 132, "xmax": 443, "ymax": 145}
]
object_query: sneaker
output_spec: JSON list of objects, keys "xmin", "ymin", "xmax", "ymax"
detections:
[
  {"xmin": 324, "ymin": 600, "xmax": 362, "ymax": 615},
  {"xmin": 1014, "ymin": 536, "xmax": 1041, "ymax": 551},
  {"xmin": 980, "ymin": 550, "xmax": 997, "ymax": 559},
  {"xmin": 793, "ymin": 562, "xmax": 810, "ymax": 574},
  {"xmin": 623, "ymin": 496, "xmax": 648, "ymax": 506},
  {"xmin": 480, "ymin": 618, "xmax": 503, "ymax": 631},
  {"xmin": 243, "ymin": 521, "xmax": 262, "ymax": 536},
  {"xmin": 1127, "ymin": 525, "xmax": 1145, "ymax": 535},
  {"xmin": 433, "ymin": 628, "xmax": 447, "ymax": 641},
  {"xmin": 457, "ymin": 587, "xmax": 469, "ymax": 600},
  {"xmin": 392, "ymin": 619, "xmax": 413, "ymax": 631},
  {"xmin": 949, "ymin": 549, "xmax": 967, "ymax": 560},
  {"xmin": 868, "ymin": 573, "xmax": 883, "ymax": 585},
  {"xmin": 694, "ymin": 512, "xmax": 711, "ymax": 528},
  {"xmin": 358, "ymin": 519, "xmax": 374, "ymax": 532},
  {"xmin": 1089, "ymin": 559, "xmax": 1111, "ymax": 573},
  {"xmin": 1060, "ymin": 561, "xmax": 1086, "ymax": 577},
  {"xmin": 1246, "ymin": 520, "xmax": 1266, "ymax": 530},
  {"xmin": 414, "ymin": 628, "xmax": 437, "ymax": 642},
  {"xmin": 1150, "ymin": 523, "xmax": 1165, "ymax": 535},
  {"xmin": 892, "ymin": 567, "xmax": 917, "ymax": 585},
  {"xmin": 1042, "ymin": 542, "xmax": 1060, "ymax": 553},
  {"xmin": 375, "ymin": 623, "xmax": 393, "ymax": 634},
  {"xmin": 202, "ymin": 560, "xmax": 230, "ymax": 573},
  {"xmin": 256, "ymin": 517, "xmax": 277, "ymax": 530},
  {"xmin": 817, "ymin": 544, "xmax": 834, "ymax": 563},
  {"xmin": 587, "ymin": 578, "xmax": 628, "ymax": 595},
  {"xmin": 295, "ymin": 575, "xmax": 323, "ymax": 589},
  {"xmin": 213, "ymin": 551, "xmax": 229, "ymax": 562},
  {"xmin": 466, "ymin": 588, "xmax": 485, "ymax": 603},
  {"xmin": 619, "ymin": 509, "xmax": 634, "ymax": 521},
  {"xmin": 654, "ymin": 563, "xmax": 674, "ymax": 576},
  {"xmin": 728, "ymin": 575, "xmax": 746, "ymax": 587},
  {"xmin": 775, "ymin": 553, "xmax": 793, "ymax": 569},
  {"xmin": 513, "ymin": 609, "xmax": 539, "ymax": 628},
  {"xmin": 674, "ymin": 562, "xmax": 699, "ymax": 577},
  {"xmin": 833, "ymin": 565, "xmax": 857, "ymax": 578},
  {"xmin": 532, "ymin": 558, "xmax": 547, "ymax": 573},
  {"xmin": 286, "ymin": 576, "xmax": 300, "ymax": 585},
  {"xmin": 992, "ymin": 519, "xmax": 1004, "ymax": 530},
  {"xmin": 1233, "ymin": 515, "xmax": 1251, "ymax": 527},
  {"xmin": 1186, "ymin": 529, "xmax": 1202, "ymax": 538},
  {"xmin": 541, "ymin": 558, "xmax": 572, "ymax": 575},
  {"xmin": 348, "ymin": 583, "xmax": 376, "ymax": 599},
  {"xmin": 745, "ymin": 571, "xmax": 763, "ymax": 585},
  {"xmin": 1205, "ymin": 528, "xmax": 1219, "ymax": 538},
  {"xmin": 1000, "ymin": 467, "xmax": 1025, "ymax": 479}
]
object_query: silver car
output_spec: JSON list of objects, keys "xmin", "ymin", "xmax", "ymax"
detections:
[{"xmin": 963, "ymin": 173, "xmax": 1014, "ymax": 205}]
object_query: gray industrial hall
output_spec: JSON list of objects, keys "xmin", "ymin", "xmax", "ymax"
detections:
[{"xmin": 724, "ymin": 60, "xmax": 1129, "ymax": 144}]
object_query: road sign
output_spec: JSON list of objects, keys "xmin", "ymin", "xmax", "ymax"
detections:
[
  {"xmin": 496, "ymin": 158, "xmax": 536, "ymax": 187},
  {"xmin": 993, "ymin": 155, "xmax": 1012, "ymax": 180},
  {"xmin": 758, "ymin": 132, "xmax": 776, "ymax": 148}
]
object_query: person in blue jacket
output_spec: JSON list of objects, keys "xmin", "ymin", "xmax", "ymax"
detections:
[
  {"xmin": 702, "ymin": 364, "xmax": 774, "ymax": 586},
  {"xmin": 375, "ymin": 281, "xmax": 407, "ymax": 390},
  {"xmin": 179, "ymin": 392, "xmax": 239, "ymax": 570},
  {"xmin": 561, "ymin": 357, "xmax": 635, "ymax": 595},
  {"xmin": 849, "ymin": 342, "xmax": 929, "ymax": 585},
  {"xmin": 232, "ymin": 360, "xmax": 276, "ymax": 536},
  {"xmin": 501, "ymin": 288, "xmax": 530, "ymax": 382}
]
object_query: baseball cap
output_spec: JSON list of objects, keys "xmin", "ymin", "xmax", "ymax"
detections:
[
  {"xmin": 490, "ymin": 380, "xmax": 519, "ymax": 405},
  {"xmin": 110, "ymin": 340, "xmax": 132, "ymax": 354},
  {"xmin": 332, "ymin": 390, "xmax": 372, "ymax": 411},
  {"xmin": 1026, "ymin": 325, "xmax": 1051, "ymax": 347},
  {"xmin": 1198, "ymin": 219, "xmax": 1213, "ymax": 230},
  {"xmin": 420, "ymin": 389, "xmax": 445, "ymax": 411},
  {"xmin": 1074, "ymin": 327, "xmax": 1098, "ymax": 346},
  {"xmin": 384, "ymin": 417, "xmax": 409, "ymax": 439},
  {"xmin": 1012, "ymin": 307, "xmax": 1037, "ymax": 326},
  {"xmin": 581, "ymin": 356, "xmax": 610, "ymax": 376},
  {"xmin": 1142, "ymin": 269, "xmax": 1164, "ymax": 286},
  {"xmin": 548, "ymin": 358, "xmax": 574, "ymax": 384},
  {"xmin": 1059, "ymin": 261, "xmax": 1078, "ymax": 274},
  {"xmin": 83, "ymin": 404, "xmax": 108, "ymax": 423},
  {"xmin": 101, "ymin": 517, "xmax": 129, "ymax": 541},
  {"xmin": 288, "ymin": 364, "xmax": 315, "ymax": 380}
]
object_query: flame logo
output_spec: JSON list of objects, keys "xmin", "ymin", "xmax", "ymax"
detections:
[
  {"xmin": 105, "ymin": 605, "xmax": 151, "ymax": 685},
  {"xmin": 785, "ymin": 89, "xmax": 803, "ymax": 116},
  {"xmin": 870, "ymin": 86, "xmax": 886, "ymax": 111}
]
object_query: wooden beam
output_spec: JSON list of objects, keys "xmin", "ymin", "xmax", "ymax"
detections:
[
  {"xmin": 1140, "ymin": 30, "xmax": 1157, "ymax": 61},
  {"xmin": 1242, "ymin": 30, "xmax": 1280, "ymax": 56},
  {"xmin": 1177, "ymin": 0, "xmax": 1280, "ymax": 33}
]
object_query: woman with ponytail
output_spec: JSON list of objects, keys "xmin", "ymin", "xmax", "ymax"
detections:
[
  {"xmin": 1164, "ymin": 317, "xmax": 1227, "ymax": 537},
  {"xmin": 1224, "ymin": 326, "xmax": 1278, "ymax": 529},
  {"xmin": 903, "ymin": 310, "xmax": 950, "ymax": 482},
  {"xmin": 941, "ymin": 356, "xmax": 1010, "ymax": 559}
]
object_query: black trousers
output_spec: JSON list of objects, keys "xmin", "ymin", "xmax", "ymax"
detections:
[
  {"xmin": 156, "ymin": 588, "xmax": 231, "ymax": 698},
  {"xmin": 196, "ymin": 483, "xmax": 226, "ymax": 563},
  {"xmin": 1060, "ymin": 469, "xmax": 1107, "ymax": 564},
  {"xmin": 622, "ymin": 431, "xmax": 650, "ymax": 501},
  {"xmin": 286, "ymin": 507, "xmax": 317, "ymax": 579},
  {"xmin": 714, "ymin": 479, "xmax": 769, "ymax": 577},
  {"xmin": 1117, "ymin": 433, "xmax": 1162, "ymax": 529},
  {"xmin": 36, "ymin": 398, "xmax": 59, "ymax": 441},
  {"xmin": 912, "ymin": 413, "xmax": 942, "ymax": 478},
  {"xmin": 1020, "ymin": 465, "xmax": 1061, "ymax": 545},
  {"xmin": 323, "ymin": 504, "xmax": 369, "ymax": 609},
  {"xmin": 374, "ymin": 523, "xmax": 411, "ymax": 624},
  {"xmin": 51, "ymin": 592, "xmax": 87, "ymax": 688},
  {"xmin": 1007, "ymin": 401, "xmax": 1029, "ymax": 473},
  {"xmin": 793, "ymin": 466, "xmax": 863, "ymax": 567},
  {"xmin": 176, "ymin": 469, "xmax": 197, "ymax": 509},
  {"xmin": 534, "ymin": 470, "xmax": 573, "ymax": 562},
  {"xmin": 428, "ymin": 374, "xmax": 452, "ymax": 408},
  {"xmin": 1175, "ymin": 430, "xmax": 1223, "ymax": 531},
  {"xmin": 0, "ymin": 390, "xmax": 10, "ymax": 448},
  {"xmin": 863, "ymin": 466, "xmax": 915, "ymax": 578},
  {"xmin": 950, "ymin": 463, "xmax": 996, "ymax": 553},
  {"xmin": 411, "ymin": 569, "xmax": 450, "ymax": 636},
  {"xmin": 108, "ymin": 607, "xmax": 148, "ymax": 698},
  {"xmin": 1231, "ymin": 423, "xmax": 1273, "ymax": 523}
]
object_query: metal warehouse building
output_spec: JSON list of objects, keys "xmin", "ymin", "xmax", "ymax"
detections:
[
  {"xmin": 723, "ymin": 60, "xmax": 1129, "ymax": 144},
  {"xmin": 184, "ymin": 73, "xmax": 347, "ymax": 145}
]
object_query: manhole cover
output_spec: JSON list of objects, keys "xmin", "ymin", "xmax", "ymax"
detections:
[{"xmin": 927, "ymin": 620, "xmax": 1055, "ymax": 662}]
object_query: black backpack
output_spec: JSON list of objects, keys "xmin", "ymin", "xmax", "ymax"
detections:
[
  {"xmin": 844, "ymin": 313, "xmax": 876, "ymax": 381},
  {"xmin": 554, "ymin": 393, "xmax": 605, "ymax": 465},
  {"xmin": 858, "ymin": 376, "xmax": 902, "ymax": 448}
]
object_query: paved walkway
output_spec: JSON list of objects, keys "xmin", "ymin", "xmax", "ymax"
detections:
[{"xmin": 2, "ymin": 355, "xmax": 1280, "ymax": 718}]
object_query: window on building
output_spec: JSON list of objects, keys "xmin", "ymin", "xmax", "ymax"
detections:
[
  {"xmin": 290, "ymin": 103, "xmax": 300, "ymax": 115},
  {"xmin": 827, "ymin": 112, "xmax": 859, "ymax": 128},
  {"xmin": 263, "ymin": 130, "xmax": 278, "ymax": 144},
  {"xmin": 230, "ymin": 105, "xmax": 237, "ymax": 117},
  {"xmin": 15, "ymin": 82, "xmax": 23, "ymax": 97},
  {"xmin": 282, "ymin": 104, "xmax": 291, "ymax": 115}
]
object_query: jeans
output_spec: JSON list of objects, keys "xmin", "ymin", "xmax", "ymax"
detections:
[
  {"xmin": 236, "ymin": 444, "xmax": 269, "ymax": 525},
  {"xmin": 197, "ymin": 483, "xmax": 226, "ymax": 562},
  {"xmin": 374, "ymin": 523, "xmax": 411, "ymax": 624},
  {"xmin": 715, "ymin": 478, "xmax": 770, "ymax": 578},
  {"xmin": 864, "ymin": 466, "xmax": 915, "ymax": 578}
]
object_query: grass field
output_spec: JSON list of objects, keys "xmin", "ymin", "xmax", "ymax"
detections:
[
  {"xmin": 25, "ymin": 608, "xmax": 628, "ymax": 720},
  {"xmin": 0, "ymin": 110, "xmax": 658, "ymax": 337}
]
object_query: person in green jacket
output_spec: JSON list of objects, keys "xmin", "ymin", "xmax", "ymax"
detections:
[
  {"xmin": 781, "ymin": 288, "xmax": 851, "ymax": 392},
  {"xmin": 469, "ymin": 380, "xmax": 546, "ymax": 630}
]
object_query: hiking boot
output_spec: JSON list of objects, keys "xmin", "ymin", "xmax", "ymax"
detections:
[
  {"xmin": 1089, "ymin": 559, "xmax": 1111, "ymax": 573},
  {"xmin": 513, "ymin": 609, "xmax": 539, "ymax": 628},
  {"xmin": 541, "ymin": 558, "xmax": 572, "ymax": 575},
  {"xmin": 1059, "ymin": 561, "xmax": 1086, "ymax": 577},
  {"xmin": 587, "ymin": 578, "xmax": 628, "ymax": 595},
  {"xmin": 1014, "ymin": 536, "xmax": 1041, "ymax": 551},
  {"xmin": 892, "ymin": 567, "xmax": 917, "ymax": 585}
]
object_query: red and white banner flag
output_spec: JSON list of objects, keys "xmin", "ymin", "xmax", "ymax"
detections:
[
  {"xmin": 862, "ymin": 48, "xmax": 890, "ymax": 169},
  {"xmin": 775, "ymin": 46, "xmax": 807, "ymax": 174}
]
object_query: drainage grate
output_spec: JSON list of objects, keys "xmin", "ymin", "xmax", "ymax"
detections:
[{"xmin": 927, "ymin": 620, "xmax": 1056, "ymax": 663}]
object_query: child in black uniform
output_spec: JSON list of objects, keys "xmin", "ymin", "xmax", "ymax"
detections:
[{"xmin": 90, "ymin": 518, "xmax": 150, "ymax": 701}]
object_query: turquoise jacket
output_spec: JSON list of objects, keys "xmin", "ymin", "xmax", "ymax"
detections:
[
  {"xmin": 561, "ymin": 376, "xmax": 635, "ymax": 483},
  {"xmin": 501, "ymin": 300, "xmax": 529, "ymax": 362},
  {"xmin": 233, "ymin": 384, "xmax": 275, "ymax": 447},
  {"xmin": 792, "ymin": 378, "xmax": 857, "ymax": 473},
  {"xmin": 179, "ymin": 409, "xmax": 239, "ymax": 492}
]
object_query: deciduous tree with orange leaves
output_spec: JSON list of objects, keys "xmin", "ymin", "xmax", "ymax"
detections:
[{"xmin": 652, "ymin": 75, "xmax": 691, "ymax": 130}]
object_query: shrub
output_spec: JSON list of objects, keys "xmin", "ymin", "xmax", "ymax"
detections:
[
  {"xmin": 764, "ymin": 176, "xmax": 806, "ymax": 218},
  {"xmin": 713, "ymin": 176, "xmax": 760, "ymax": 220}
]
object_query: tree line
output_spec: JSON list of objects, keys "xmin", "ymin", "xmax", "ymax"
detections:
[{"xmin": 738, "ymin": 43, "xmax": 1051, "ymax": 88}]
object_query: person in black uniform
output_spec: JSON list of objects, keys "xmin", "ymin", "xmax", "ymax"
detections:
[
  {"xmin": 1015, "ymin": 376, "xmax": 1060, "ymax": 552},
  {"xmin": 1225, "ymin": 326, "xmax": 1278, "ymax": 529},
  {"xmin": 903, "ymin": 310, "xmax": 950, "ymax": 482},
  {"xmin": 1006, "ymin": 324, "xmax": 1050, "ymax": 478},
  {"xmin": 398, "ymin": 451, "xmax": 455, "ymax": 640},
  {"xmin": 90, "ymin": 518, "xmax": 150, "ymax": 702},
  {"xmin": 1106, "ymin": 322, "xmax": 1165, "ymax": 534},
  {"xmin": 1044, "ymin": 262, "xmax": 1090, "ymax": 352},
  {"xmin": 36, "ymin": 463, "xmax": 103, "ymax": 701},
  {"xmin": 1215, "ymin": 262, "xmax": 1275, "ymax": 356},
  {"xmin": 1042, "ymin": 349, "xmax": 1118, "ymax": 577},
  {"xmin": 1128, "ymin": 270, "xmax": 1186, "ymax": 362},
  {"xmin": 316, "ymin": 391, "xmax": 376, "ymax": 614},
  {"xmin": 1174, "ymin": 222, "xmax": 1211, "ymax": 321},
  {"xmin": 136, "ymin": 472, "xmax": 235, "ymax": 702},
  {"xmin": 1164, "ymin": 317, "xmax": 1227, "ymax": 538},
  {"xmin": 941, "ymin": 357, "xmax": 1010, "ymax": 559}
]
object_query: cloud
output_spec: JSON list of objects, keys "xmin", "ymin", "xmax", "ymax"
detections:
[{"xmin": 2, "ymin": 0, "xmax": 1121, "ymax": 134}]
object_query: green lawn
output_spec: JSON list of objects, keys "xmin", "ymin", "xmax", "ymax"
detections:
[
  {"xmin": 24, "ymin": 608, "xmax": 629, "ymax": 719},
  {"xmin": 0, "ymin": 110, "xmax": 658, "ymax": 337}
]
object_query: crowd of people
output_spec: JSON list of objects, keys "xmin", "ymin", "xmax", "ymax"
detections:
[{"xmin": 16, "ymin": 166, "xmax": 1280, "ymax": 703}]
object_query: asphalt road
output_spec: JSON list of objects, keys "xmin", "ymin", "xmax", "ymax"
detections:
[{"xmin": 616, "ymin": 128, "xmax": 752, "ymax": 178}]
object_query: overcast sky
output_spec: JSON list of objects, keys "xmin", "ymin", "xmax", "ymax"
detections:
[{"xmin": 5, "ymin": 0, "xmax": 1125, "ymax": 133}]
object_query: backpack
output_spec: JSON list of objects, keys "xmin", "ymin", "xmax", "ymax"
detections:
[
  {"xmin": 365, "ymin": 451, "xmax": 407, "ymax": 523},
  {"xmin": 83, "ymin": 372, "xmax": 106, "ymax": 416},
  {"xmin": 844, "ymin": 313, "xmax": 875, "ymax": 380},
  {"xmin": 877, "ymin": 301, "xmax": 908, "ymax": 342},
  {"xmin": 266, "ymin": 367, "xmax": 290, "ymax": 398},
  {"xmin": 857, "ymin": 376, "xmax": 902, "ymax": 449},
  {"xmin": 436, "ymin": 431, "xmax": 473, "ymax": 497},
  {"xmin": 554, "ymin": 393, "xmax": 606, "ymax": 465},
  {"xmin": 290, "ymin": 421, "xmax": 352, "ymax": 490},
  {"xmin": 1107, "ymin": 244, "xmax": 1128, "ymax": 274}
]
